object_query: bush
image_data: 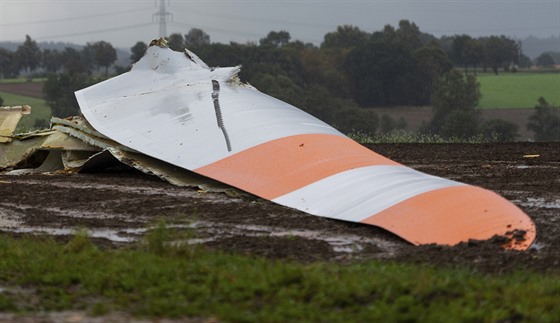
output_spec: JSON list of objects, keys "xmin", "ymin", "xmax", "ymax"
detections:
[
  {"xmin": 481, "ymin": 119, "xmax": 519, "ymax": 142},
  {"xmin": 527, "ymin": 97, "xmax": 560, "ymax": 141},
  {"xmin": 440, "ymin": 109, "xmax": 480, "ymax": 139}
]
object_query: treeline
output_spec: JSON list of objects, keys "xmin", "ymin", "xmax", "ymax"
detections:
[{"xmin": 1, "ymin": 22, "xmax": 558, "ymax": 140}]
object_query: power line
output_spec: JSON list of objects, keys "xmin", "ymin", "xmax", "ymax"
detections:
[
  {"xmin": 171, "ymin": 5, "xmax": 333, "ymax": 30},
  {"xmin": 33, "ymin": 23, "xmax": 154, "ymax": 41},
  {"xmin": 1, "ymin": 7, "xmax": 153, "ymax": 27}
]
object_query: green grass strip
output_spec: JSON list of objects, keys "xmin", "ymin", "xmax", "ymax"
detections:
[
  {"xmin": 478, "ymin": 72, "xmax": 560, "ymax": 109},
  {"xmin": 0, "ymin": 77, "xmax": 47, "ymax": 84},
  {"xmin": 0, "ymin": 233, "xmax": 558, "ymax": 322}
]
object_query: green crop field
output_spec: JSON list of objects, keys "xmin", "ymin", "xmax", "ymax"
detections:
[
  {"xmin": 0, "ymin": 92, "xmax": 51, "ymax": 130},
  {"xmin": 477, "ymin": 72, "xmax": 560, "ymax": 109}
]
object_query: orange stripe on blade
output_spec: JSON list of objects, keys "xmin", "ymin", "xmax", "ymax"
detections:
[
  {"xmin": 195, "ymin": 134, "xmax": 399, "ymax": 200},
  {"xmin": 361, "ymin": 185, "xmax": 536, "ymax": 250}
]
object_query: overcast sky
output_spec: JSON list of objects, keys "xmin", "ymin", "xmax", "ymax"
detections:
[{"xmin": 1, "ymin": 0, "xmax": 559, "ymax": 49}]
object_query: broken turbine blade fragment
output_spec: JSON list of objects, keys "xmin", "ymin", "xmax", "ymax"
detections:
[{"xmin": 73, "ymin": 41, "xmax": 536, "ymax": 250}]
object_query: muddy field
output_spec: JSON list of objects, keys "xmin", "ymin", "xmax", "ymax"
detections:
[{"xmin": 1, "ymin": 143, "xmax": 559, "ymax": 273}]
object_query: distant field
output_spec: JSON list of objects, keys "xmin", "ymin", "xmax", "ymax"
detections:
[
  {"xmin": 0, "ymin": 92, "xmax": 51, "ymax": 130},
  {"xmin": 0, "ymin": 77, "xmax": 47, "ymax": 84},
  {"xmin": 478, "ymin": 72, "xmax": 559, "ymax": 109}
]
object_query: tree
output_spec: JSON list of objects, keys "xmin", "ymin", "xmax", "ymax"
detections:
[
  {"xmin": 185, "ymin": 28, "xmax": 210, "ymax": 48},
  {"xmin": 427, "ymin": 69, "xmax": 481, "ymax": 138},
  {"xmin": 15, "ymin": 35, "xmax": 41, "ymax": 80},
  {"xmin": 333, "ymin": 106, "xmax": 379, "ymax": 135},
  {"xmin": 535, "ymin": 53, "xmax": 555, "ymax": 68},
  {"xmin": 413, "ymin": 42, "xmax": 453, "ymax": 104},
  {"xmin": 481, "ymin": 36, "xmax": 518, "ymax": 75},
  {"xmin": 518, "ymin": 54, "xmax": 533, "ymax": 69},
  {"xmin": 260, "ymin": 31, "xmax": 291, "ymax": 48},
  {"xmin": 41, "ymin": 49, "xmax": 63, "ymax": 73},
  {"xmin": 167, "ymin": 33, "xmax": 185, "ymax": 51},
  {"xmin": 43, "ymin": 73, "xmax": 95, "ymax": 117},
  {"xmin": 321, "ymin": 25, "xmax": 369, "ymax": 49},
  {"xmin": 130, "ymin": 41, "xmax": 147, "ymax": 63},
  {"xmin": 62, "ymin": 47, "xmax": 89, "ymax": 75},
  {"xmin": 0, "ymin": 48, "xmax": 19, "ymax": 78},
  {"xmin": 394, "ymin": 20, "xmax": 423, "ymax": 52},
  {"xmin": 344, "ymin": 38, "xmax": 421, "ymax": 107},
  {"xmin": 527, "ymin": 97, "xmax": 560, "ymax": 141},
  {"xmin": 90, "ymin": 41, "xmax": 117, "ymax": 76}
]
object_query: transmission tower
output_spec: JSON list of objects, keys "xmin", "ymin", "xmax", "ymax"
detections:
[{"xmin": 153, "ymin": 0, "xmax": 172, "ymax": 37}]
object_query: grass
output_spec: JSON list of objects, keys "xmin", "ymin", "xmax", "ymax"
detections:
[
  {"xmin": 477, "ymin": 72, "xmax": 560, "ymax": 109},
  {"xmin": 0, "ymin": 230, "xmax": 559, "ymax": 321},
  {"xmin": 0, "ymin": 92, "xmax": 51, "ymax": 130}
]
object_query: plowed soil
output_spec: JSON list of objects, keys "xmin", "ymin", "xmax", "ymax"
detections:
[{"xmin": 1, "ymin": 143, "xmax": 559, "ymax": 273}]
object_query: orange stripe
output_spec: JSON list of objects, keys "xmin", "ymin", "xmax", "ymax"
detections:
[
  {"xmin": 195, "ymin": 134, "xmax": 399, "ymax": 199},
  {"xmin": 361, "ymin": 185, "xmax": 536, "ymax": 250}
]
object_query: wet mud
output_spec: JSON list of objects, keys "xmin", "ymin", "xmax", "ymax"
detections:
[{"xmin": 1, "ymin": 142, "xmax": 559, "ymax": 273}]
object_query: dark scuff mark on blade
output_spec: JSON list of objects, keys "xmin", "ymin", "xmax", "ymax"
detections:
[{"xmin": 211, "ymin": 80, "xmax": 232, "ymax": 152}]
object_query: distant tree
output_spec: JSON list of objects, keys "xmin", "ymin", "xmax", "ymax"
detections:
[
  {"xmin": 167, "ymin": 33, "xmax": 185, "ymax": 51},
  {"xmin": 321, "ymin": 25, "xmax": 369, "ymax": 49},
  {"xmin": 0, "ymin": 48, "xmax": 19, "ymax": 78},
  {"xmin": 333, "ymin": 106, "xmax": 379, "ymax": 135},
  {"xmin": 62, "ymin": 47, "xmax": 89, "ymax": 75},
  {"xmin": 451, "ymin": 35, "xmax": 484, "ymax": 74},
  {"xmin": 527, "ymin": 97, "xmax": 560, "ymax": 141},
  {"xmin": 394, "ymin": 20, "xmax": 423, "ymax": 52},
  {"xmin": 413, "ymin": 42, "xmax": 453, "ymax": 104},
  {"xmin": 43, "ymin": 73, "xmax": 95, "ymax": 117},
  {"xmin": 344, "ymin": 38, "xmax": 420, "ymax": 107},
  {"xmin": 89, "ymin": 41, "xmax": 117, "ymax": 76},
  {"xmin": 427, "ymin": 69, "xmax": 481, "ymax": 138},
  {"xmin": 80, "ymin": 44, "xmax": 96, "ymax": 72},
  {"xmin": 300, "ymin": 47, "xmax": 351, "ymax": 99},
  {"xmin": 41, "ymin": 48, "xmax": 63, "ymax": 73},
  {"xmin": 451, "ymin": 34, "xmax": 471, "ymax": 68},
  {"xmin": 481, "ymin": 119, "xmax": 519, "ymax": 142},
  {"xmin": 16, "ymin": 35, "xmax": 41, "ymax": 80},
  {"xmin": 543, "ymin": 51, "xmax": 560, "ymax": 64},
  {"xmin": 185, "ymin": 28, "xmax": 210, "ymax": 48},
  {"xmin": 260, "ymin": 31, "xmax": 291, "ymax": 48},
  {"xmin": 463, "ymin": 38, "xmax": 484, "ymax": 74},
  {"xmin": 518, "ymin": 54, "xmax": 533, "ymax": 69},
  {"xmin": 535, "ymin": 52, "xmax": 555, "ymax": 67},
  {"xmin": 130, "ymin": 41, "xmax": 147, "ymax": 63},
  {"xmin": 0, "ymin": 96, "xmax": 3, "ymax": 106},
  {"xmin": 481, "ymin": 36, "xmax": 518, "ymax": 75}
]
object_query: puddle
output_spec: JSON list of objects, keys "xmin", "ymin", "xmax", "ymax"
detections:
[
  {"xmin": 514, "ymin": 197, "xmax": 560, "ymax": 209},
  {"xmin": 529, "ymin": 241, "xmax": 546, "ymax": 251},
  {"xmin": 0, "ymin": 208, "xmax": 22, "ymax": 228},
  {"xmin": 7, "ymin": 227, "xmax": 146, "ymax": 243},
  {"xmin": 1, "ymin": 202, "xmax": 403, "ymax": 258}
]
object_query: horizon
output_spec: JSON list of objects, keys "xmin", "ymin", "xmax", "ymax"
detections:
[{"xmin": 1, "ymin": 1, "xmax": 559, "ymax": 50}]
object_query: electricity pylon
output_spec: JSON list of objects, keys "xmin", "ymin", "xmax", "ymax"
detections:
[{"xmin": 153, "ymin": 0, "xmax": 172, "ymax": 37}]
